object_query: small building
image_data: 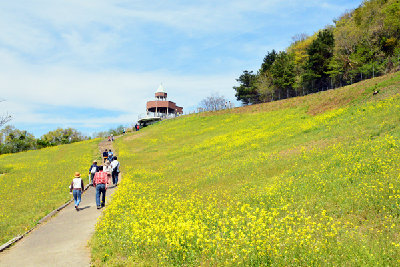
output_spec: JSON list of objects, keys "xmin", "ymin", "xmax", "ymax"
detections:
[
  {"xmin": 147, "ymin": 84, "xmax": 183, "ymax": 116},
  {"xmin": 138, "ymin": 84, "xmax": 183, "ymax": 126}
]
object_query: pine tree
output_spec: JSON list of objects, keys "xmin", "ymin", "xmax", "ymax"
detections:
[{"xmin": 303, "ymin": 28, "xmax": 335, "ymax": 92}]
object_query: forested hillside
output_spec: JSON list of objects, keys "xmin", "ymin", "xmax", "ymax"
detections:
[{"xmin": 234, "ymin": 0, "xmax": 400, "ymax": 104}]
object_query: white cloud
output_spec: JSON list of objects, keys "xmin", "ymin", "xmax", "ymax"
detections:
[
  {"xmin": 0, "ymin": 0, "xmax": 355, "ymax": 54},
  {"xmin": 0, "ymin": 50, "xmax": 235, "ymax": 124},
  {"xmin": 0, "ymin": 0, "xmax": 363, "ymax": 137}
]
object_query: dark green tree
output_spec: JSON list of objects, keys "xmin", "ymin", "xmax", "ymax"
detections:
[
  {"xmin": 303, "ymin": 28, "xmax": 335, "ymax": 91},
  {"xmin": 261, "ymin": 50, "xmax": 278, "ymax": 72},
  {"xmin": 270, "ymin": 52, "xmax": 296, "ymax": 99},
  {"xmin": 233, "ymin": 70, "xmax": 259, "ymax": 105}
]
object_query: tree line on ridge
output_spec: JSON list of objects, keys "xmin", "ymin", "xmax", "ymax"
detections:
[
  {"xmin": 0, "ymin": 125, "xmax": 126, "ymax": 155},
  {"xmin": 233, "ymin": 0, "xmax": 400, "ymax": 105}
]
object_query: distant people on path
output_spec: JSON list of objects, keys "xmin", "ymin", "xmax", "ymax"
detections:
[
  {"xmin": 111, "ymin": 134, "xmax": 114, "ymax": 142},
  {"xmin": 108, "ymin": 136, "xmax": 111, "ymax": 142},
  {"xmin": 70, "ymin": 172, "xmax": 84, "ymax": 211},
  {"xmin": 102, "ymin": 149, "xmax": 108, "ymax": 163},
  {"xmin": 136, "ymin": 124, "xmax": 139, "ymax": 131},
  {"xmin": 224, "ymin": 101, "xmax": 227, "ymax": 109},
  {"xmin": 89, "ymin": 160, "xmax": 98, "ymax": 186},
  {"xmin": 104, "ymin": 160, "xmax": 112, "ymax": 185},
  {"xmin": 110, "ymin": 156, "xmax": 120, "ymax": 186},
  {"xmin": 123, "ymin": 128, "xmax": 126, "ymax": 134},
  {"xmin": 93, "ymin": 166, "xmax": 109, "ymax": 209}
]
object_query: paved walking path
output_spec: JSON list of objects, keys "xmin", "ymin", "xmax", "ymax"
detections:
[{"xmin": 0, "ymin": 139, "xmax": 119, "ymax": 267}]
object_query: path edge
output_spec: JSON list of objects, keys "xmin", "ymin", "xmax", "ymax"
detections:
[{"xmin": 0, "ymin": 184, "xmax": 90, "ymax": 252}]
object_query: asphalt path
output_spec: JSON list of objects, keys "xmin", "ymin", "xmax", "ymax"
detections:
[{"xmin": 0, "ymin": 139, "xmax": 118, "ymax": 267}]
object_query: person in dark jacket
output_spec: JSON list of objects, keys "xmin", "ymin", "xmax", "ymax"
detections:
[
  {"xmin": 102, "ymin": 149, "xmax": 108, "ymax": 163},
  {"xmin": 89, "ymin": 160, "xmax": 98, "ymax": 186}
]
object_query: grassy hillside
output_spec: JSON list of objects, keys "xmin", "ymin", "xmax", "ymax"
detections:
[
  {"xmin": 0, "ymin": 138, "xmax": 100, "ymax": 244},
  {"xmin": 92, "ymin": 72, "xmax": 400, "ymax": 266}
]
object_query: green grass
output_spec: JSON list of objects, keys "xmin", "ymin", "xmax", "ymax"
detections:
[
  {"xmin": 91, "ymin": 72, "xmax": 400, "ymax": 266},
  {"xmin": 0, "ymin": 138, "xmax": 100, "ymax": 244}
]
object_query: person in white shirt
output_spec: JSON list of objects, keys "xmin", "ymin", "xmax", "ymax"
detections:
[
  {"xmin": 70, "ymin": 172, "xmax": 84, "ymax": 211},
  {"xmin": 103, "ymin": 160, "xmax": 112, "ymax": 185},
  {"xmin": 110, "ymin": 156, "xmax": 120, "ymax": 185}
]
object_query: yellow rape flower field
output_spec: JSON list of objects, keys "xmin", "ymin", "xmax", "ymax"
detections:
[
  {"xmin": 91, "ymin": 73, "xmax": 400, "ymax": 266},
  {"xmin": 0, "ymin": 138, "xmax": 100, "ymax": 244}
]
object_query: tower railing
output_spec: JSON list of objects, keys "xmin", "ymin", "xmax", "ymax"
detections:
[{"xmin": 138, "ymin": 112, "xmax": 181, "ymax": 121}]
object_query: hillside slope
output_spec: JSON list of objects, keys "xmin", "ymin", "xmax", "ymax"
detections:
[
  {"xmin": 92, "ymin": 73, "xmax": 400, "ymax": 266},
  {"xmin": 0, "ymin": 138, "xmax": 99, "ymax": 244}
]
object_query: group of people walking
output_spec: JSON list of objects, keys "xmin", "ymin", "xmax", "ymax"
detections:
[
  {"xmin": 70, "ymin": 149, "xmax": 120, "ymax": 211},
  {"xmin": 103, "ymin": 149, "xmax": 114, "ymax": 164}
]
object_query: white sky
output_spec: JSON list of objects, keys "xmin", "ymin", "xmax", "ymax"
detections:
[{"xmin": 0, "ymin": 0, "xmax": 361, "ymax": 137}]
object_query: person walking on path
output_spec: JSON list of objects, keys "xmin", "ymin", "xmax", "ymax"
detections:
[
  {"xmin": 89, "ymin": 160, "xmax": 98, "ymax": 186},
  {"xmin": 110, "ymin": 156, "xmax": 120, "ymax": 186},
  {"xmin": 93, "ymin": 166, "xmax": 108, "ymax": 209},
  {"xmin": 111, "ymin": 133, "xmax": 114, "ymax": 142},
  {"xmin": 0, "ymin": 137, "xmax": 120, "ymax": 267},
  {"xmin": 102, "ymin": 149, "xmax": 108, "ymax": 163},
  {"xmin": 70, "ymin": 172, "xmax": 84, "ymax": 211},
  {"xmin": 104, "ymin": 160, "xmax": 112, "ymax": 185},
  {"xmin": 108, "ymin": 150, "xmax": 114, "ymax": 162}
]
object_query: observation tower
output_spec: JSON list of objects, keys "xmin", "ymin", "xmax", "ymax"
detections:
[{"xmin": 138, "ymin": 84, "xmax": 183, "ymax": 126}]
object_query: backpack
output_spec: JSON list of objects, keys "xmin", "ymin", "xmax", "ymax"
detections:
[
  {"xmin": 91, "ymin": 166, "xmax": 97, "ymax": 173},
  {"xmin": 112, "ymin": 162, "xmax": 120, "ymax": 173}
]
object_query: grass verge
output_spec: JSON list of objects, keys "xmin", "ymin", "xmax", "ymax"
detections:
[{"xmin": 0, "ymin": 138, "xmax": 100, "ymax": 244}]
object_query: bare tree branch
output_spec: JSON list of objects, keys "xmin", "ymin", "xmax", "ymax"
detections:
[
  {"xmin": 291, "ymin": 33, "xmax": 309, "ymax": 44},
  {"xmin": 199, "ymin": 92, "xmax": 227, "ymax": 111},
  {"xmin": 0, "ymin": 99, "xmax": 13, "ymax": 128}
]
